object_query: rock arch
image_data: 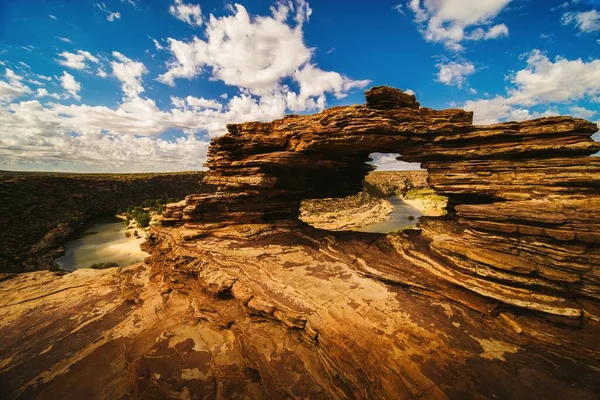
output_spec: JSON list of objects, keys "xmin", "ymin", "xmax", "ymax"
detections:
[
  {"xmin": 163, "ymin": 86, "xmax": 600, "ymax": 321},
  {"xmin": 165, "ymin": 86, "xmax": 598, "ymax": 225}
]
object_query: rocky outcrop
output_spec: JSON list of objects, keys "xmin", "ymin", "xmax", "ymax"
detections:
[
  {"xmin": 164, "ymin": 86, "xmax": 599, "ymax": 321},
  {"xmin": 364, "ymin": 170, "xmax": 429, "ymax": 197},
  {"xmin": 149, "ymin": 86, "xmax": 600, "ymax": 396},
  {"xmin": 1, "ymin": 87, "xmax": 599, "ymax": 398},
  {"xmin": 1, "ymin": 232, "xmax": 599, "ymax": 399},
  {"xmin": 299, "ymin": 190, "xmax": 395, "ymax": 231},
  {"xmin": 167, "ymin": 89, "xmax": 597, "ymax": 227},
  {"xmin": 0, "ymin": 171, "xmax": 214, "ymax": 273},
  {"xmin": 298, "ymin": 171, "xmax": 431, "ymax": 231}
]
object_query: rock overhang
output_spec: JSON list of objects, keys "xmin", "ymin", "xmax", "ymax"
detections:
[{"xmin": 161, "ymin": 86, "xmax": 600, "ymax": 322}]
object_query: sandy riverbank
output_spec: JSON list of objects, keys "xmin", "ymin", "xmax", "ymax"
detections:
[
  {"xmin": 56, "ymin": 216, "xmax": 150, "ymax": 270},
  {"xmin": 300, "ymin": 188, "xmax": 448, "ymax": 231},
  {"xmin": 401, "ymin": 188, "xmax": 448, "ymax": 217}
]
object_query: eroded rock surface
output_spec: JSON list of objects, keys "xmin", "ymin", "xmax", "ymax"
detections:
[
  {"xmin": 165, "ymin": 86, "xmax": 600, "ymax": 324},
  {"xmin": 1, "ymin": 87, "xmax": 599, "ymax": 398},
  {"xmin": 1, "ymin": 228, "xmax": 599, "ymax": 399}
]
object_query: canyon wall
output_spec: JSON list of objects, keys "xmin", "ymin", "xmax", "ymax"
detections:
[
  {"xmin": 0, "ymin": 171, "xmax": 213, "ymax": 273},
  {"xmin": 364, "ymin": 170, "xmax": 429, "ymax": 196}
]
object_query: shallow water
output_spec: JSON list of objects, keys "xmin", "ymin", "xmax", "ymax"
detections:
[
  {"xmin": 355, "ymin": 196, "xmax": 423, "ymax": 233},
  {"xmin": 56, "ymin": 216, "xmax": 149, "ymax": 271}
]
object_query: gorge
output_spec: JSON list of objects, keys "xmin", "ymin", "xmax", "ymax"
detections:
[
  {"xmin": 1, "ymin": 87, "xmax": 599, "ymax": 399},
  {"xmin": 0, "ymin": 171, "xmax": 212, "ymax": 273}
]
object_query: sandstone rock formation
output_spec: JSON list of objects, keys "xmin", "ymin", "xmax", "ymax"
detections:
[
  {"xmin": 1, "ymin": 87, "xmax": 599, "ymax": 399},
  {"xmin": 363, "ymin": 170, "xmax": 429, "ymax": 197},
  {"xmin": 164, "ymin": 86, "xmax": 600, "ymax": 322}
]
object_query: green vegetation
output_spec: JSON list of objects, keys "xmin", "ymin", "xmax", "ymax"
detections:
[
  {"xmin": 65, "ymin": 212, "xmax": 82, "ymax": 225},
  {"xmin": 136, "ymin": 213, "xmax": 151, "ymax": 228},
  {"xmin": 404, "ymin": 188, "xmax": 443, "ymax": 201},
  {"xmin": 89, "ymin": 262, "xmax": 119, "ymax": 269},
  {"xmin": 123, "ymin": 198, "xmax": 173, "ymax": 228},
  {"xmin": 301, "ymin": 191, "xmax": 378, "ymax": 214},
  {"xmin": 403, "ymin": 188, "xmax": 448, "ymax": 215},
  {"xmin": 125, "ymin": 206, "xmax": 151, "ymax": 227},
  {"xmin": 0, "ymin": 169, "xmax": 210, "ymax": 273}
]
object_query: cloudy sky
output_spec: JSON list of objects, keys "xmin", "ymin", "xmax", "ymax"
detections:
[{"xmin": 0, "ymin": 0, "xmax": 599, "ymax": 172}]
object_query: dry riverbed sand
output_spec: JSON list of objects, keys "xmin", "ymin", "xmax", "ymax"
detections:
[{"xmin": 401, "ymin": 188, "xmax": 448, "ymax": 217}]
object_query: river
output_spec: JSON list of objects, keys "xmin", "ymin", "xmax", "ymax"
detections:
[
  {"xmin": 55, "ymin": 216, "xmax": 149, "ymax": 271},
  {"xmin": 355, "ymin": 196, "xmax": 424, "ymax": 233}
]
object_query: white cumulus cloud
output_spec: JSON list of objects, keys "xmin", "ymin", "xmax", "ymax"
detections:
[
  {"xmin": 97, "ymin": 68, "xmax": 108, "ymax": 78},
  {"xmin": 111, "ymin": 52, "xmax": 148, "ymax": 98},
  {"xmin": 152, "ymin": 38, "xmax": 164, "ymax": 50},
  {"xmin": 107, "ymin": 11, "xmax": 121, "ymax": 22},
  {"xmin": 436, "ymin": 61, "xmax": 475, "ymax": 88},
  {"xmin": 158, "ymin": 1, "xmax": 368, "ymax": 112},
  {"xmin": 407, "ymin": 0, "xmax": 512, "ymax": 51},
  {"xmin": 0, "ymin": 100, "xmax": 210, "ymax": 172},
  {"xmin": 0, "ymin": 2, "xmax": 372, "ymax": 172},
  {"xmin": 562, "ymin": 9, "xmax": 600, "ymax": 33},
  {"xmin": 0, "ymin": 87, "xmax": 307, "ymax": 171},
  {"xmin": 158, "ymin": 3, "xmax": 312, "ymax": 92},
  {"xmin": 60, "ymin": 71, "xmax": 81, "ymax": 100},
  {"xmin": 58, "ymin": 50, "xmax": 100, "ymax": 71},
  {"xmin": 35, "ymin": 88, "xmax": 63, "ymax": 100},
  {"xmin": 0, "ymin": 68, "xmax": 31, "ymax": 102},
  {"xmin": 169, "ymin": 0, "xmax": 203, "ymax": 27},
  {"xmin": 368, "ymin": 153, "xmax": 423, "ymax": 171},
  {"xmin": 172, "ymin": 95, "xmax": 223, "ymax": 111},
  {"xmin": 569, "ymin": 105, "xmax": 597, "ymax": 120},
  {"xmin": 288, "ymin": 63, "xmax": 371, "ymax": 111},
  {"xmin": 464, "ymin": 50, "xmax": 600, "ymax": 124},
  {"xmin": 96, "ymin": 2, "xmax": 121, "ymax": 22}
]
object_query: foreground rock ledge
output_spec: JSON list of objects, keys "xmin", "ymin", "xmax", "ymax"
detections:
[
  {"xmin": 1, "ymin": 87, "xmax": 599, "ymax": 399},
  {"xmin": 1, "ymin": 228, "xmax": 599, "ymax": 399}
]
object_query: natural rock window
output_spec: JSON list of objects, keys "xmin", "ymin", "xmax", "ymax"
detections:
[
  {"xmin": 161, "ymin": 86, "xmax": 600, "ymax": 323},
  {"xmin": 299, "ymin": 153, "xmax": 448, "ymax": 232}
]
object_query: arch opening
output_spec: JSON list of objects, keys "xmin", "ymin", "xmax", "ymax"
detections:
[{"xmin": 299, "ymin": 153, "xmax": 448, "ymax": 233}]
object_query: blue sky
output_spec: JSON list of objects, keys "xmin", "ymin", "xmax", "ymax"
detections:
[{"xmin": 0, "ymin": 0, "xmax": 599, "ymax": 172}]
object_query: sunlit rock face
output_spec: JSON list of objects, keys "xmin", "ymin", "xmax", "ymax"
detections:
[
  {"xmin": 164, "ymin": 86, "xmax": 600, "ymax": 322},
  {"xmin": 2, "ymin": 87, "xmax": 599, "ymax": 399},
  {"xmin": 165, "ymin": 86, "xmax": 599, "ymax": 226}
]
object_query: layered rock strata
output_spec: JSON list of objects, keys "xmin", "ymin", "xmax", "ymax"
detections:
[
  {"xmin": 2, "ymin": 87, "xmax": 599, "ymax": 398},
  {"xmin": 2, "ymin": 232, "xmax": 599, "ymax": 398},
  {"xmin": 164, "ymin": 86, "xmax": 600, "ymax": 323}
]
